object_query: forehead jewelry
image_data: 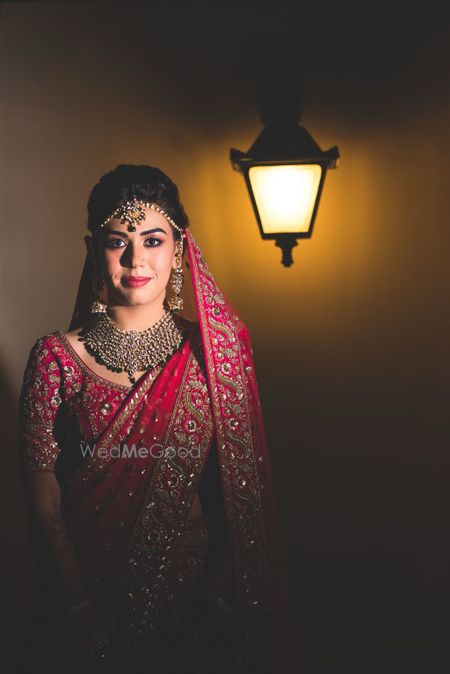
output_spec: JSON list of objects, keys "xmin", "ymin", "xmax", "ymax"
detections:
[{"xmin": 96, "ymin": 197, "xmax": 183, "ymax": 236}]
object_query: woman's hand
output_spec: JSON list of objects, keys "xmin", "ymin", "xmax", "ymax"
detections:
[
  {"xmin": 64, "ymin": 603, "xmax": 116, "ymax": 669},
  {"xmin": 27, "ymin": 471, "xmax": 90, "ymax": 605},
  {"xmin": 65, "ymin": 602, "xmax": 104, "ymax": 643}
]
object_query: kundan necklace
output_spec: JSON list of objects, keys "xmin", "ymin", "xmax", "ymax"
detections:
[{"xmin": 78, "ymin": 308, "xmax": 185, "ymax": 385}]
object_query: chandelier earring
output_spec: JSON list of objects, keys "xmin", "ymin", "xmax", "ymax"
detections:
[
  {"xmin": 168, "ymin": 240, "xmax": 184, "ymax": 312},
  {"xmin": 85, "ymin": 236, "xmax": 107, "ymax": 315}
]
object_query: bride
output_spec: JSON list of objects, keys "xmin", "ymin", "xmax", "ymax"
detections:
[{"xmin": 18, "ymin": 164, "xmax": 295, "ymax": 673}]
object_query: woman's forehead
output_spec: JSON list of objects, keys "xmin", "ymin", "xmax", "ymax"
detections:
[{"xmin": 105, "ymin": 208, "xmax": 170, "ymax": 234}]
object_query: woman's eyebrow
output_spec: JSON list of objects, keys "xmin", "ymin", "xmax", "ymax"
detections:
[{"xmin": 107, "ymin": 227, "xmax": 167, "ymax": 237}]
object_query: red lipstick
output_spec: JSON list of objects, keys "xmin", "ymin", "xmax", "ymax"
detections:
[{"xmin": 123, "ymin": 276, "xmax": 151, "ymax": 288}]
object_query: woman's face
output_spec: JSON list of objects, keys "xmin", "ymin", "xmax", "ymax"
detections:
[{"xmin": 95, "ymin": 207, "xmax": 179, "ymax": 308}]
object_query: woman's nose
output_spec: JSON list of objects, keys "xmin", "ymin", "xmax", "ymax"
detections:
[{"xmin": 127, "ymin": 242, "xmax": 144, "ymax": 268}]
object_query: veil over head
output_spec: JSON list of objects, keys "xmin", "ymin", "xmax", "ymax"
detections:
[{"xmin": 67, "ymin": 224, "xmax": 296, "ymax": 673}]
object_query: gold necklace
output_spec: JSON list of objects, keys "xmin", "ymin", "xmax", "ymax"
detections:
[{"xmin": 78, "ymin": 308, "xmax": 186, "ymax": 384}]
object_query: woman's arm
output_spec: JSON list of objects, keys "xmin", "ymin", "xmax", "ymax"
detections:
[
  {"xmin": 25, "ymin": 470, "xmax": 113, "ymax": 660},
  {"xmin": 19, "ymin": 337, "xmax": 111, "ymax": 660},
  {"xmin": 27, "ymin": 470, "xmax": 89, "ymax": 609},
  {"xmin": 19, "ymin": 338, "xmax": 89, "ymax": 609}
]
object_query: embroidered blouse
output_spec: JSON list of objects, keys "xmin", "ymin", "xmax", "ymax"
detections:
[{"xmin": 19, "ymin": 331, "xmax": 135, "ymax": 474}]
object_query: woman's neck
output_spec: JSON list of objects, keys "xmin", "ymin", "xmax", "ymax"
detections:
[{"xmin": 106, "ymin": 302, "xmax": 166, "ymax": 331}]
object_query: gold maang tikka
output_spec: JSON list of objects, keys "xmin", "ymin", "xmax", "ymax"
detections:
[
  {"xmin": 97, "ymin": 197, "xmax": 182, "ymax": 235},
  {"xmin": 92, "ymin": 198, "xmax": 185, "ymax": 313}
]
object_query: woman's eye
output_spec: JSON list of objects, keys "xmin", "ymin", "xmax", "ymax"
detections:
[
  {"xmin": 144, "ymin": 237, "xmax": 162, "ymax": 247},
  {"xmin": 105, "ymin": 237, "xmax": 162, "ymax": 250},
  {"xmin": 106, "ymin": 239, "xmax": 126, "ymax": 249}
]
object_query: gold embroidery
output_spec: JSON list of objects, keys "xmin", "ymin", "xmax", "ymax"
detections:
[
  {"xmin": 57, "ymin": 330, "xmax": 132, "ymax": 392},
  {"xmin": 110, "ymin": 329, "xmax": 214, "ymax": 648},
  {"xmin": 186, "ymin": 231, "xmax": 273, "ymax": 671},
  {"xmin": 19, "ymin": 337, "xmax": 63, "ymax": 472}
]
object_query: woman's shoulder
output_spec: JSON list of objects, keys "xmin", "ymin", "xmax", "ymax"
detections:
[
  {"xmin": 24, "ymin": 329, "xmax": 75, "ymax": 372},
  {"xmin": 27, "ymin": 329, "xmax": 66, "ymax": 354},
  {"xmin": 20, "ymin": 330, "xmax": 69, "ymax": 397}
]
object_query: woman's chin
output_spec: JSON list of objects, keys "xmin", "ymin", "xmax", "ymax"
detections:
[
  {"xmin": 110, "ymin": 292, "xmax": 160, "ymax": 308},
  {"xmin": 126, "ymin": 297, "xmax": 157, "ymax": 307}
]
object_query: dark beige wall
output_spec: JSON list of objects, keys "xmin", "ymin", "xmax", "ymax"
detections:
[{"xmin": 1, "ymin": 2, "xmax": 449, "ymax": 671}]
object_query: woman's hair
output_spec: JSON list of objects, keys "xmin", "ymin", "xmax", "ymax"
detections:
[{"xmin": 87, "ymin": 164, "xmax": 189, "ymax": 241}]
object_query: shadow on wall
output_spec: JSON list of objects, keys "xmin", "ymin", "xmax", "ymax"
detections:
[{"xmin": 0, "ymin": 351, "xmax": 42, "ymax": 673}]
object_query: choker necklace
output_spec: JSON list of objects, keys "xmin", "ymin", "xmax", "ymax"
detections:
[{"xmin": 78, "ymin": 308, "xmax": 186, "ymax": 385}]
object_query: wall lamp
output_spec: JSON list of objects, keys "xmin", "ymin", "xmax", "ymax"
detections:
[{"xmin": 229, "ymin": 44, "xmax": 339, "ymax": 267}]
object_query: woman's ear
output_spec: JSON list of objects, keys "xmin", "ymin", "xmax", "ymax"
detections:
[{"xmin": 171, "ymin": 240, "xmax": 182, "ymax": 269}]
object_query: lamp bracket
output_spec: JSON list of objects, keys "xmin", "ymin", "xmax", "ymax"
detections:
[{"xmin": 274, "ymin": 235, "xmax": 298, "ymax": 267}]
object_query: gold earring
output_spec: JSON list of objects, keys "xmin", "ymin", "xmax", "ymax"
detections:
[
  {"xmin": 86, "ymin": 237, "xmax": 107, "ymax": 314},
  {"xmin": 168, "ymin": 244, "xmax": 184, "ymax": 312}
]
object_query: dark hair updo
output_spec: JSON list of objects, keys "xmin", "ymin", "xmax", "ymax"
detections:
[{"xmin": 87, "ymin": 164, "xmax": 189, "ymax": 241}]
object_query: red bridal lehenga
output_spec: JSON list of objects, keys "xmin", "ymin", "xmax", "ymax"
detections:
[{"xmin": 19, "ymin": 228, "xmax": 296, "ymax": 674}]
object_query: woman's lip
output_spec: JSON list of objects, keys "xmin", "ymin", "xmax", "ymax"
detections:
[{"xmin": 123, "ymin": 276, "xmax": 151, "ymax": 287}]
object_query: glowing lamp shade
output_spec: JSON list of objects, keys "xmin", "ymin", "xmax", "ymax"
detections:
[
  {"xmin": 248, "ymin": 164, "xmax": 322, "ymax": 235},
  {"xmin": 230, "ymin": 122, "xmax": 339, "ymax": 266}
]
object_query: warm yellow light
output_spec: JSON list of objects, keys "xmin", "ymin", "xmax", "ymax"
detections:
[{"xmin": 248, "ymin": 164, "xmax": 322, "ymax": 234}]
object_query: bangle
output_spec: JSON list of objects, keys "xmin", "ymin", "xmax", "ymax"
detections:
[{"xmin": 67, "ymin": 599, "xmax": 93, "ymax": 616}]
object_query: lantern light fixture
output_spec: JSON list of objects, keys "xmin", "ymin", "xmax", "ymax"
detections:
[{"xmin": 230, "ymin": 122, "xmax": 339, "ymax": 267}]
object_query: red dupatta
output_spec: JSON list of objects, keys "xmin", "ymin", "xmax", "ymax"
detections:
[
  {"xmin": 184, "ymin": 229, "xmax": 295, "ymax": 673},
  {"xmin": 65, "ymin": 227, "xmax": 296, "ymax": 674}
]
